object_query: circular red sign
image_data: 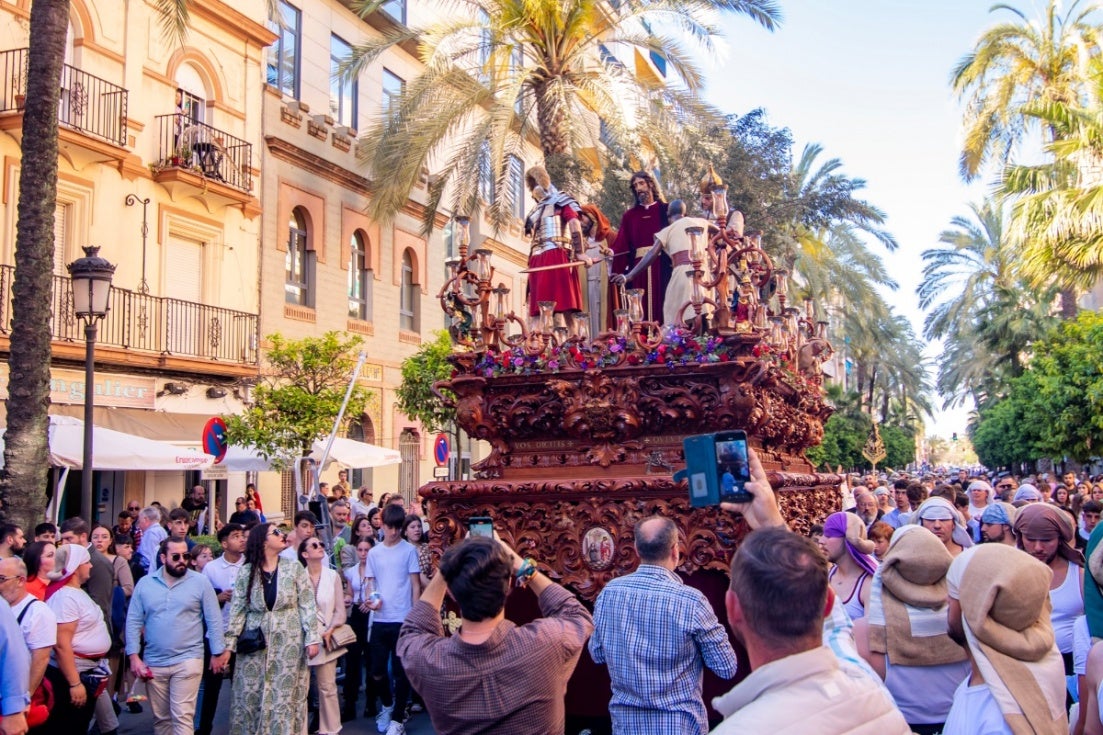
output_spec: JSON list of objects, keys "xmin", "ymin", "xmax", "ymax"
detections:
[
  {"xmin": 433, "ymin": 433, "xmax": 449, "ymax": 467},
  {"xmin": 202, "ymin": 417, "xmax": 229, "ymax": 463}
]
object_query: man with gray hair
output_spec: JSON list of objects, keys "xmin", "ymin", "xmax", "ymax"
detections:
[
  {"xmin": 136, "ymin": 507, "xmax": 168, "ymax": 572},
  {"xmin": 589, "ymin": 515, "xmax": 736, "ymax": 734}
]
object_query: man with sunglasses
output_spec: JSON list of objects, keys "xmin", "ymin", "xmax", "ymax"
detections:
[{"xmin": 127, "ymin": 537, "xmax": 227, "ymax": 735}]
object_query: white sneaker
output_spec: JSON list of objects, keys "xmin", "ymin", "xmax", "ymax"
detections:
[
  {"xmin": 385, "ymin": 721, "xmax": 405, "ymax": 735},
  {"xmin": 375, "ymin": 704, "xmax": 393, "ymax": 733}
]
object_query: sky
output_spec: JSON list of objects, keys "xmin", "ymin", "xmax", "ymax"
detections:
[{"xmin": 698, "ymin": 0, "xmax": 1007, "ymax": 438}]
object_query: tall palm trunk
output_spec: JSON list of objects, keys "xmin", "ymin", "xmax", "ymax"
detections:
[{"xmin": 0, "ymin": 0, "xmax": 69, "ymax": 528}]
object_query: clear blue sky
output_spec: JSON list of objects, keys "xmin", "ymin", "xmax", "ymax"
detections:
[{"xmin": 701, "ymin": 0, "xmax": 1007, "ymax": 437}]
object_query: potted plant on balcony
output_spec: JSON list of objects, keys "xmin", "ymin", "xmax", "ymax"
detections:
[
  {"xmin": 170, "ymin": 148, "xmax": 191, "ymax": 168},
  {"xmin": 12, "ymin": 72, "xmax": 25, "ymax": 110}
]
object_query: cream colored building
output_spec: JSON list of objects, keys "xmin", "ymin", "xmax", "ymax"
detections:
[
  {"xmin": 256, "ymin": 0, "xmax": 538, "ymax": 518},
  {"xmin": 0, "ymin": 0, "xmax": 273, "ymax": 521}
]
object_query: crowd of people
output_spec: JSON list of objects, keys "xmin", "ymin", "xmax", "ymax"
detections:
[{"xmin": 3, "ymin": 458, "xmax": 1103, "ymax": 735}]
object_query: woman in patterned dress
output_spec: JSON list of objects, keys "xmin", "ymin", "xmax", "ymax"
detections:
[{"xmin": 225, "ymin": 523, "xmax": 321, "ymax": 735}]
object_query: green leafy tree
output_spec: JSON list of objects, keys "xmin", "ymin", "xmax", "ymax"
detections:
[
  {"xmin": 396, "ymin": 331, "xmax": 457, "ymax": 433},
  {"xmin": 345, "ymin": 0, "xmax": 780, "ymax": 233},
  {"xmin": 224, "ymin": 333, "xmax": 369, "ymax": 469}
]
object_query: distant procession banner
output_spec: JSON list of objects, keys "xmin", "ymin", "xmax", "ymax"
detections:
[{"xmin": 0, "ymin": 364, "xmax": 156, "ymax": 409}]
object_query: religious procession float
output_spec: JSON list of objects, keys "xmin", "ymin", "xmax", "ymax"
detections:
[{"xmin": 420, "ymin": 167, "xmax": 843, "ymax": 724}]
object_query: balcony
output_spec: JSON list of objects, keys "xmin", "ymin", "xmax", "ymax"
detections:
[
  {"xmin": 0, "ymin": 48, "xmax": 132, "ymax": 170},
  {"xmin": 152, "ymin": 113, "xmax": 258, "ymax": 214},
  {"xmin": 0, "ymin": 265, "xmax": 259, "ymax": 376}
]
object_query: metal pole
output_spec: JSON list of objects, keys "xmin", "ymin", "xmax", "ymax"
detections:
[
  {"xmin": 313, "ymin": 351, "xmax": 366, "ymax": 555},
  {"xmin": 81, "ymin": 320, "xmax": 97, "ymax": 524}
]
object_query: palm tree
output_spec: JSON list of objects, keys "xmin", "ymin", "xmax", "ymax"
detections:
[
  {"xmin": 951, "ymin": 0, "xmax": 1103, "ymax": 182},
  {"xmin": 917, "ymin": 200, "xmax": 1058, "ymax": 409},
  {"xmin": 344, "ymin": 0, "xmax": 781, "ymax": 232},
  {"xmin": 1000, "ymin": 72, "xmax": 1103, "ymax": 296},
  {"xmin": 0, "ymin": 2, "xmax": 273, "ymax": 528},
  {"xmin": 773, "ymin": 143, "xmax": 898, "ymax": 268}
]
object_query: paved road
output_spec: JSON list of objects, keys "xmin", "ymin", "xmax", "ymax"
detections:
[{"xmin": 116, "ymin": 683, "xmax": 436, "ymax": 735}]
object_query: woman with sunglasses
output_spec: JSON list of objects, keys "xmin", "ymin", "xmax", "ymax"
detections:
[
  {"xmin": 343, "ymin": 536, "xmax": 378, "ymax": 722},
  {"xmin": 225, "ymin": 523, "xmax": 321, "ymax": 735},
  {"xmin": 299, "ymin": 537, "xmax": 346, "ymax": 735}
]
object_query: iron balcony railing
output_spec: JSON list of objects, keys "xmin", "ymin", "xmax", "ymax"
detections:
[
  {"xmin": 0, "ymin": 265, "xmax": 258, "ymax": 365},
  {"xmin": 154, "ymin": 113, "xmax": 253, "ymax": 193},
  {"xmin": 0, "ymin": 48, "xmax": 128, "ymax": 147}
]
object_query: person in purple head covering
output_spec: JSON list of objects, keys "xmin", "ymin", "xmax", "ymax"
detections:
[{"xmin": 821, "ymin": 512, "xmax": 879, "ymax": 621}]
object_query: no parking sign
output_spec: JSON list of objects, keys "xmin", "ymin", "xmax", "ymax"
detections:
[
  {"xmin": 202, "ymin": 417, "xmax": 229, "ymax": 464},
  {"xmin": 433, "ymin": 433, "xmax": 449, "ymax": 467}
]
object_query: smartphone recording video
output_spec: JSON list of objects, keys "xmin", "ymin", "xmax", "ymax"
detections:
[{"xmin": 467, "ymin": 516, "xmax": 493, "ymax": 538}]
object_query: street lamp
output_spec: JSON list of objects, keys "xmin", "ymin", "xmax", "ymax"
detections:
[{"xmin": 68, "ymin": 246, "xmax": 115, "ymax": 524}]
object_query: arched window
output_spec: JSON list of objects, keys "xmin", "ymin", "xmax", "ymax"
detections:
[
  {"xmin": 285, "ymin": 208, "xmax": 314, "ymax": 306},
  {"xmin": 348, "ymin": 231, "xmax": 372, "ymax": 320},
  {"xmin": 399, "ymin": 249, "xmax": 418, "ymax": 332}
]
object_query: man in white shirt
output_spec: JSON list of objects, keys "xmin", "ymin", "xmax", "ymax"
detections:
[
  {"xmin": 366, "ymin": 504, "xmax": 421, "ymax": 735},
  {"xmin": 710, "ymin": 448, "xmax": 910, "ymax": 735},
  {"xmin": 196, "ymin": 523, "xmax": 246, "ymax": 735},
  {"xmin": 0, "ymin": 557, "xmax": 57, "ymax": 701}
]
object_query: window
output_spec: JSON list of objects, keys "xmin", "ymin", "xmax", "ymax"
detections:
[
  {"xmin": 511, "ymin": 44, "xmax": 525, "ymax": 115},
  {"xmin": 477, "ymin": 9, "xmax": 491, "ymax": 83},
  {"xmin": 53, "ymin": 203, "xmax": 71, "ymax": 277},
  {"xmin": 508, "ymin": 155, "xmax": 525, "ymax": 220},
  {"xmin": 330, "ymin": 35, "xmax": 357, "ymax": 128},
  {"xmin": 285, "ymin": 209, "xmax": 314, "ymax": 306},
  {"xmin": 267, "ymin": 1, "xmax": 301, "ymax": 98},
  {"xmin": 382, "ymin": 69, "xmax": 403, "ymax": 118},
  {"xmin": 348, "ymin": 231, "xmax": 372, "ymax": 320},
  {"xmin": 379, "ymin": 0, "xmax": 405, "ymax": 24},
  {"xmin": 399, "ymin": 249, "xmax": 418, "ymax": 332},
  {"xmin": 478, "ymin": 140, "xmax": 494, "ymax": 203}
]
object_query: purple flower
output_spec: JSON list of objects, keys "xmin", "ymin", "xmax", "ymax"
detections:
[
  {"xmin": 609, "ymin": 342, "xmax": 623, "ymax": 353},
  {"xmin": 512, "ymin": 357, "xmax": 524, "ymax": 367},
  {"xmin": 548, "ymin": 360, "xmax": 560, "ymax": 370}
]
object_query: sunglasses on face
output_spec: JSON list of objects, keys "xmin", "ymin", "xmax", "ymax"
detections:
[
  {"xmin": 235, "ymin": 502, "xmax": 245, "ymax": 507},
  {"xmin": 166, "ymin": 553, "xmax": 187, "ymax": 562},
  {"xmin": 128, "ymin": 506, "xmax": 140, "ymax": 511},
  {"xmin": 306, "ymin": 541, "xmax": 323, "ymax": 550},
  {"xmin": 269, "ymin": 528, "xmax": 285, "ymax": 538}
]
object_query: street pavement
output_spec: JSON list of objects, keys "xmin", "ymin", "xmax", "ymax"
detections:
[{"xmin": 116, "ymin": 683, "xmax": 436, "ymax": 735}]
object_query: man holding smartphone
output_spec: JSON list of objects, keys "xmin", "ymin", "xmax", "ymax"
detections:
[
  {"xmin": 711, "ymin": 448, "xmax": 910, "ymax": 734},
  {"xmin": 397, "ymin": 533, "xmax": 593, "ymax": 735}
]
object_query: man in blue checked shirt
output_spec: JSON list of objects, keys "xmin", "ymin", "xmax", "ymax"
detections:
[{"xmin": 589, "ymin": 515, "xmax": 737, "ymax": 734}]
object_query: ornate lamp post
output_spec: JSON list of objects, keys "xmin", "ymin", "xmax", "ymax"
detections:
[{"xmin": 67, "ymin": 246, "xmax": 116, "ymax": 523}]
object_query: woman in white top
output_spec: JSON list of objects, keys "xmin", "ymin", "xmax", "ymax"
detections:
[
  {"xmin": 44, "ymin": 543, "xmax": 112, "ymax": 733},
  {"xmin": 299, "ymin": 538, "xmax": 347, "ymax": 735},
  {"xmin": 342, "ymin": 538, "xmax": 377, "ymax": 720}
]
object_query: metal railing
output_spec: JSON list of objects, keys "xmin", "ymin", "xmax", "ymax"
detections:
[
  {"xmin": 154, "ymin": 113, "xmax": 253, "ymax": 193},
  {"xmin": 0, "ymin": 265, "xmax": 258, "ymax": 364},
  {"xmin": 0, "ymin": 48, "xmax": 128, "ymax": 147}
]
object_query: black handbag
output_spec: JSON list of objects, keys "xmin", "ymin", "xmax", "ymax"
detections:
[{"xmin": 236, "ymin": 627, "xmax": 266, "ymax": 655}]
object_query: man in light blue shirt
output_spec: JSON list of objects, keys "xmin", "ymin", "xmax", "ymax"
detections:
[
  {"xmin": 590, "ymin": 516, "xmax": 737, "ymax": 735},
  {"xmin": 0, "ymin": 598, "xmax": 29, "ymax": 735},
  {"xmin": 127, "ymin": 537, "xmax": 227, "ymax": 735},
  {"xmin": 136, "ymin": 507, "xmax": 168, "ymax": 572}
]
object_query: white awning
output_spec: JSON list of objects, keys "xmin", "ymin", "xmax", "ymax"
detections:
[{"xmin": 0, "ymin": 415, "xmax": 215, "ymax": 470}]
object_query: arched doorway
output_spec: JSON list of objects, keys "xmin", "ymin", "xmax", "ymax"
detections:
[{"xmin": 347, "ymin": 414, "xmax": 376, "ymax": 493}]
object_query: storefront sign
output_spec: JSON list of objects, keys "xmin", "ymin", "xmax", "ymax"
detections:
[{"xmin": 0, "ymin": 365, "xmax": 157, "ymax": 409}]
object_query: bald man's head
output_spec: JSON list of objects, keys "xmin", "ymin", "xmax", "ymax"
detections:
[{"xmin": 634, "ymin": 516, "xmax": 677, "ymax": 565}]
